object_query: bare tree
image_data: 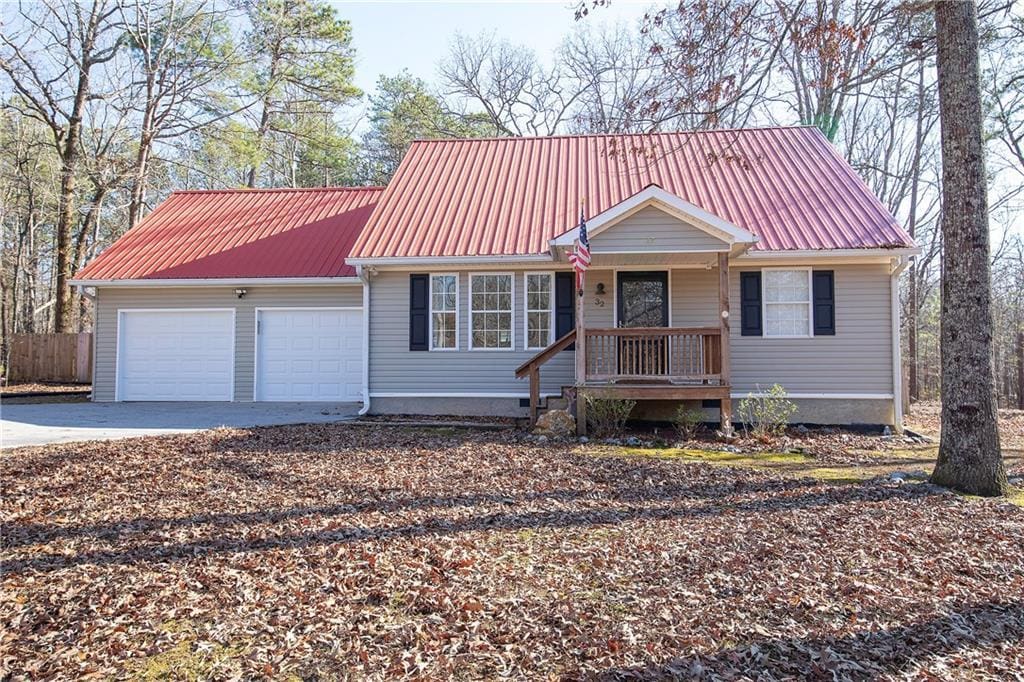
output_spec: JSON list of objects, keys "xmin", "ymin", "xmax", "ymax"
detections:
[
  {"xmin": 118, "ymin": 0, "xmax": 241, "ymax": 228},
  {"xmin": 929, "ymin": 0, "xmax": 1006, "ymax": 496},
  {"xmin": 440, "ymin": 33, "xmax": 595, "ymax": 136},
  {"xmin": 0, "ymin": 0, "xmax": 124, "ymax": 332}
]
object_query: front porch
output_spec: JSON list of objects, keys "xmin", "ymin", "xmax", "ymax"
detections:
[{"xmin": 517, "ymin": 253, "xmax": 734, "ymax": 436}]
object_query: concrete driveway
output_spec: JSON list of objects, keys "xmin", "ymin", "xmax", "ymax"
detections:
[{"xmin": 1, "ymin": 401, "xmax": 361, "ymax": 449}]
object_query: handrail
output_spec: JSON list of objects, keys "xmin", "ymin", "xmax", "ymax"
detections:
[
  {"xmin": 515, "ymin": 329, "xmax": 577, "ymax": 378},
  {"xmin": 584, "ymin": 326, "xmax": 720, "ymax": 337}
]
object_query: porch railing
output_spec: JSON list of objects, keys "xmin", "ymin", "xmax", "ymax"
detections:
[{"xmin": 584, "ymin": 327, "xmax": 723, "ymax": 384}]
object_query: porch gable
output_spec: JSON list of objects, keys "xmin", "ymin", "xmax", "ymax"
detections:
[{"xmin": 588, "ymin": 204, "xmax": 730, "ymax": 254}]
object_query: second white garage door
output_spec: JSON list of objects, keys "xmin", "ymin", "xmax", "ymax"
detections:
[{"xmin": 255, "ymin": 308, "xmax": 363, "ymax": 402}]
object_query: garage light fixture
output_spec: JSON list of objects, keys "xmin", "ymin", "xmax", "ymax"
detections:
[{"xmin": 235, "ymin": 288, "xmax": 247, "ymax": 298}]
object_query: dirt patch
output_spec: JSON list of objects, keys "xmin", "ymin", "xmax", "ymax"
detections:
[
  {"xmin": 2, "ymin": 424, "xmax": 1022, "ymax": 679},
  {"xmin": 1, "ymin": 382, "xmax": 90, "ymax": 395}
]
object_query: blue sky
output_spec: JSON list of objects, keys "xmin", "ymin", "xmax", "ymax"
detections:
[{"xmin": 332, "ymin": 0, "xmax": 654, "ymax": 93}]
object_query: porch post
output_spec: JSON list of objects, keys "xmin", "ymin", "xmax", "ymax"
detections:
[
  {"xmin": 718, "ymin": 252, "xmax": 734, "ymax": 436},
  {"xmin": 575, "ymin": 273, "xmax": 587, "ymax": 436}
]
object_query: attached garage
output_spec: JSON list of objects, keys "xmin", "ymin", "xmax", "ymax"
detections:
[
  {"xmin": 116, "ymin": 309, "xmax": 234, "ymax": 401},
  {"xmin": 255, "ymin": 308, "xmax": 363, "ymax": 402},
  {"xmin": 71, "ymin": 187, "xmax": 381, "ymax": 404}
]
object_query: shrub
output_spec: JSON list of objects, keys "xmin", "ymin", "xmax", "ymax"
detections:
[
  {"xmin": 585, "ymin": 396, "xmax": 636, "ymax": 438},
  {"xmin": 737, "ymin": 384, "xmax": 798, "ymax": 440},
  {"xmin": 673, "ymin": 405, "xmax": 705, "ymax": 440}
]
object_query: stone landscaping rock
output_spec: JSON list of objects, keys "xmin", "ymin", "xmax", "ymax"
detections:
[{"xmin": 533, "ymin": 409, "xmax": 575, "ymax": 439}]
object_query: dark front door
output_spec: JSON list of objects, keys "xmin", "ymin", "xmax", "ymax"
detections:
[
  {"xmin": 616, "ymin": 272, "xmax": 669, "ymax": 377},
  {"xmin": 617, "ymin": 271, "xmax": 669, "ymax": 328}
]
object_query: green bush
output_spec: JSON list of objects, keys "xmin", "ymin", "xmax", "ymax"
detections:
[
  {"xmin": 672, "ymin": 405, "xmax": 704, "ymax": 440},
  {"xmin": 737, "ymin": 384, "xmax": 798, "ymax": 440},
  {"xmin": 585, "ymin": 396, "xmax": 636, "ymax": 438}
]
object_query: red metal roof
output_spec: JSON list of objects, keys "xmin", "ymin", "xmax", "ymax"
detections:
[
  {"xmin": 75, "ymin": 187, "xmax": 384, "ymax": 280},
  {"xmin": 349, "ymin": 126, "xmax": 912, "ymax": 258}
]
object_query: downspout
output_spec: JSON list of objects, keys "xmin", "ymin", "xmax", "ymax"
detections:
[
  {"xmin": 357, "ymin": 266, "xmax": 372, "ymax": 416},
  {"xmin": 890, "ymin": 256, "xmax": 910, "ymax": 433}
]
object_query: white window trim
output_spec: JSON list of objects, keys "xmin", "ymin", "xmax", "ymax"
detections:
[
  {"xmin": 428, "ymin": 272, "xmax": 460, "ymax": 351},
  {"xmin": 761, "ymin": 267, "xmax": 814, "ymax": 339},
  {"xmin": 469, "ymin": 272, "xmax": 516, "ymax": 351},
  {"xmin": 523, "ymin": 271, "xmax": 555, "ymax": 350}
]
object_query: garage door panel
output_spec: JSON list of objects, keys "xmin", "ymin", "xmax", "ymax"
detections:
[
  {"xmin": 118, "ymin": 310, "xmax": 234, "ymax": 401},
  {"xmin": 256, "ymin": 309, "xmax": 362, "ymax": 402}
]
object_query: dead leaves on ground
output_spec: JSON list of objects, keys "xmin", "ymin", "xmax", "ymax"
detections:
[{"xmin": 1, "ymin": 424, "xmax": 1023, "ymax": 680}]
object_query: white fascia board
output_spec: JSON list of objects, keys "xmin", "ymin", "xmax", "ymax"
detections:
[
  {"xmin": 736, "ymin": 247, "xmax": 921, "ymax": 264},
  {"xmin": 550, "ymin": 185, "xmax": 759, "ymax": 248},
  {"xmin": 69, "ymin": 276, "xmax": 363, "ymax": 287}
]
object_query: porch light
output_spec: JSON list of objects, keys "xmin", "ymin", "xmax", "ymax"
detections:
[
  {"xmin": 721, "ymin": 310, "xmax": 729, "ymax": 319},
  {"xmin": 235, "ymin": 288, "xmax": 247, "ymax": 299},
  {"xmin": 595, "ymin": 282, "xmax": 606, "ymax": 296}
]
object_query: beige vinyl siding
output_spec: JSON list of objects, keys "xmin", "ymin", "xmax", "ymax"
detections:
[
  {"xmin": 92, "ymin": 285, "xmax": 362, "ymax": 402},
  {"xmin": 729, "ymin": 263, "xmax": 893, "ymax": 395},
  {"xmin": 589, "ymin": 205, "xmax": 728, "ymax": 253},
  {"xmin": 367, "ymin": 263, "xmax": 893, "ymax": 399},
  {"xmin": 369, "ymin": 270, "xmax": 591, "ymax": 397}
]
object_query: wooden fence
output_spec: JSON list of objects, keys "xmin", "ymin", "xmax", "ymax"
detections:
[{"xmin": 6, "ymin": 333, "xmax": 93, "ymax": 383}]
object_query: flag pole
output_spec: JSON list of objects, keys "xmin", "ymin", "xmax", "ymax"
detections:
[{"xmin": 575, "ymin": 198, "xmax": 587, "ymax": 436}]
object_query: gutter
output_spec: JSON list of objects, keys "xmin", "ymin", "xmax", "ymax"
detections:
[
  {"xmin": 68, "ymin": 277, "xmax": 363, "ymax": 287},
  {"xmin": 890, "ymin": 256, "xmax": 911, "ymax": 433}
]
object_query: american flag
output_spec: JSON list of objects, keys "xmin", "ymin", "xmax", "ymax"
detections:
[{"xmin": 567, "ymin": 206, "xmax": 590, "ymax": 290}]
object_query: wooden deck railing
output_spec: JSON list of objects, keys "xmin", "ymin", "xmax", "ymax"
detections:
[
  {"xmin": 515, "ymin": 326, "xmax": 725, "ymax": 425},
  {"xmin": 584, "ymin": 327, "xmax": 723, "ymax": 384}
]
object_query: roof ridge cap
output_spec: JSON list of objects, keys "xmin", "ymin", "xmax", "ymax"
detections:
[
  {"xmin": 409, "ymin": 125, "xmax": 818, "ymax": 145},
  {"xmin": 170, "ymin": 186, "xmax": 386, "ymax": 195}
]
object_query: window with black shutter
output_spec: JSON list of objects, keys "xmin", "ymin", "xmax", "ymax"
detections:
[
  {"xmin": 409, "ymin": 274, "xmax": 428, "ymax": 350},
  {"xmin": 554, "ymin": 272, "xmax": 575, "ymax": 348},
  {"xmin": 740, "ymin": 271, "xmax": 762, "ymax": 336},
  {"xmin": 812, "ymin": 270, "xmax": 836, "ymax": 336}
]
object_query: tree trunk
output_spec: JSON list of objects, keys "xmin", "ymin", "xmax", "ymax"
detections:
[
  {"xmin": 127, "ymin": 133, "xmax": 153, "ymax": 229},
  {"xmin": 54, "ymin": 143, "xmax": 78, "ymax": 332},
  {"xmin": 906, "ymin": 56, "xmax": 927, "ymax": 404},
  {"xmin": 929, "ymin": 0, "xmax": 1006, "ymax": 496},
  {"xmin": 1017, "ymin": 330, "xmax": 1023, "ymax": 410}
]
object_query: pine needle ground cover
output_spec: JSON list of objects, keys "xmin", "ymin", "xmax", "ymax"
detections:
[{"xmin": 2, "ymin": 424, "xmax": 1022, "ymax": 679}]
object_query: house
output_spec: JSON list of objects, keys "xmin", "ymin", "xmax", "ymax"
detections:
[{"xmin": 71, "ymin": 127, "xmax": 918, "ymax": 432}]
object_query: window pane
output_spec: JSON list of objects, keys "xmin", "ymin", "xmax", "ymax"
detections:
[
  {"xmin": 469, "ymin": 274, "xmax": 513, "ymax": 348},
  {"xmin": 764, "ymin": 270, "xmax": 809, "ymax": 303},
  {"xmin": 765, "ymin": 303, "xmax": 809, "ymax": 336},
  {"xmin": 527, "ymin": 311, "xmax": 551, "ymax": 349},
  {"xmin": 432, "ymin": 312, "xmax": 456, "ymax": 349}
]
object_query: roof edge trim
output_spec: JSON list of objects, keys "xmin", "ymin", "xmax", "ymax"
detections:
[
  {"xmin": 347, "ymin": 254, "xmax": 554, "ymax": 267},
  {"xmin": 70, "ymin": 277, "xmax": 364, "ymax": 287}
]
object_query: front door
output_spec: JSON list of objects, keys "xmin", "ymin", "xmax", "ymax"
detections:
[{"xmin": 616, "ymin": 272, "xmax": 669, "ymax": 377}]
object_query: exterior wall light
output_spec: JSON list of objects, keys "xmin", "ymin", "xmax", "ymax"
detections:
[
  {"xmin": 235, "ymin": 288, "xmax": 247, "ymax": 299},
  {"xmin": 595, "ymin": 282, "xmax": 606, "ymax": 296}
]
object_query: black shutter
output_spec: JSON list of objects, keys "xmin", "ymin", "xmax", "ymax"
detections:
[
  {"xmin": 409, "ymin": 274, "xmax": 429, "ymax": 351},
  {"xmin": 740, "ymin": 271, "xmax": 762, "ymax": 336},
  {"xmin": 554, "ymin": 272, "xmax": 575, "ymax": 348},
  {"xmin": 813, "ymin": 270, "xmax": 835, "ymax": 336}
]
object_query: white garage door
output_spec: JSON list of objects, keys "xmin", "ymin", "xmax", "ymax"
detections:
[
  {"xmin": 256, "ymin": 308, "xmax": 363, "ymax": 402},
  {"xmin": 118, "ymin": 310, "xmax": 234, "ymax": 401}
]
